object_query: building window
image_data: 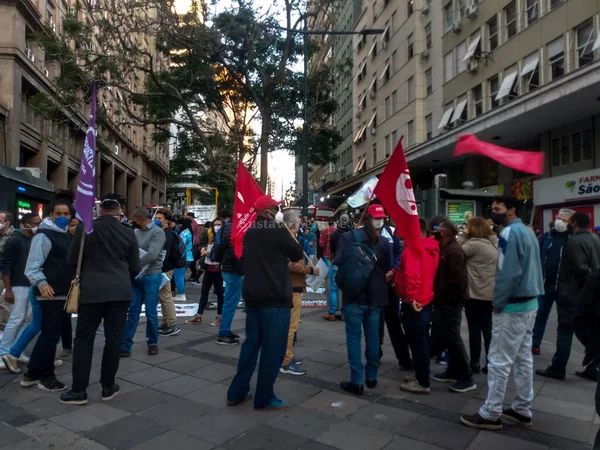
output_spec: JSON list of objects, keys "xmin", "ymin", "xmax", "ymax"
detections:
[
  {"xmin": 380, "ymin": 62, "xmax": 391, "ymax": 83},
  {"xmin": 457, "ymin": 40, "xmax": 468, "ymax": 73},
  {"xmin": 504, "ymin": 2, "xmax": 517, "ymax": 40},
  {"xmin": 425, "ymin": 114, "xmax": 432, "ymax": 139},
  {"xmin": 392, "ymin": 90, "xmax": 398, "ymax": 114},
  {"xmin": 496, "ymin": 66, "xmax": 519, "ymax": 103},
  {"xmin": 521, "ymin": 51, "xmax": 540, "ymax": 92},
  {"xmin": 385, "ymin": 95, "xmax": 392, "ymax": 118},
  {"xmin": 444, "ymin": 50, "xmax": 454, "ymax": 82},
  {"xmin": 576, "ymin": 21, "xmax": 594, "ymax": 68},
  {"xmin": 408, "ymin": 33, "xmax": 414, "ymax": 59},
  {"xmin": 547, "ymin": 36, "xmax": 565, "ymax": 80},
  {"xmin": 551, "ymin": 129, "xmax": 593, "ymax": 167},
  {"xmin": 407, "ymin": 76, "xmax": 414, "ymax": 103},
  {"xmin": 372, "ymin": 143, "xmax": 378, "ymax": 165},
  {"xmin": 425, "ymin": 23, "xmax": 432, "ymax": 49},
  {"xmin": 391, "ymin": 130, "xmax": 397, "ymax": 150},
  {"xmin": 526, "ymin": 0, "xmax": 538, "ymax": 25},
  {"xmin": 425, "ymin": 69, "xmax": 432, "ymax": 95},
  {"xmin": 407, "ymin": 120, "xmax": 414, "ymax": 146},
  {"xmin": 457, "ymin": 0, "xmax": 467, "ymax": 20},
  {"xmin": 407, "ymin": 0, "xmax": 414, "ymax": 16},
  {"xmin": 392, "ymin": 51, "xmax": 399, "ymax": 73},
  {"xmin": 487, "ymin": 15, "xmax": 498, "ymax": 51},
  {"xmin": 385, "ymin": 134, "xmax": 391, "ymax": 157},
  {"xmin": 549, "ymin": 0, "xmax": 565, "ymax": 10},
  {"xmin": 444, "ymin": 4, "xmax": 454, "ymax": 33},
  {"xmin": 489, "ymin": 75, "xmax": 500, "ymax": 109},
  {"xmin": 472, "ymin": 84, "xmax": 483, "ymax": 117}
]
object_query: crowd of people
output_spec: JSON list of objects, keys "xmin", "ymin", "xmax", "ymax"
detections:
[{"xmin": 0, "ymin": 190, "xmax": 599, "ymax": 425}]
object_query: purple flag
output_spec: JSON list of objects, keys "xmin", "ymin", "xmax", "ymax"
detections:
[{"xmin": 74, "ymin": 83, "xmax": 97, "ymax": 234}]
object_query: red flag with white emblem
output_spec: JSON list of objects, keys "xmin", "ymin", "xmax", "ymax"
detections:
[
  {"xmin": 231, "ymin": 161, "xmax": 264, "ymax": 258},
  {"xmin": 373, "ymin": 136, "xmax": 422, "ymax": 250}
]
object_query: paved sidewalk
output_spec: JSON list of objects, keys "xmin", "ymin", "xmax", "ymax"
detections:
[{"xmin": 0, "ymin": 288, "xmax": 598, "ymax": 450}]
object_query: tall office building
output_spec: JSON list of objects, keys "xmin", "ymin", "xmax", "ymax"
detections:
[{"xmin": 0, "ymin": 0, "xmax": 169, "ymax": 208}]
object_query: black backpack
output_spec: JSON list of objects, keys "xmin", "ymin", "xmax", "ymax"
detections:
[
  {"xmin": 335, "ymin": 230, "xmax": 378, "ymax": 298},
  {"xmin": 166, "ymin": 230, "xmax": 186, "ymax": 269}
]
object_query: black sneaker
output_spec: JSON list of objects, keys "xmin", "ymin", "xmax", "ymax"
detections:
[
  {"xmin": 102, "ymin": 383, "xmax": 120, "ymax": 401},
  {"xmin": 120, "ymin": 350, "xmax": 131, "ymax": 358},
  {"xmin": 449, "ymin": 380, "xmax": 477, "ymax": 393},
  {"xmin": 60, "ymin": 390, "xmax": 88, "ymax": 405},
  {"xmin": 398, "ymin": 360, "xmax": 414, "ymax": 371},
  {"xmin": 460, "ymin": 413, "xmax": 502, "ymax": 430},
  {"xmin": 502, "ymin": 408, "xmax": 532, "ymax": 428},
  {"xmin": 471, "ymin": 363, "xmax": 481, "ymax": 375},
  {"xmin": 38, "ymin": 378, "xmax": 67, "ymax": 392},
  {"xmin": 20, "ymin": 375, "xmax": 40, "ymax": 388},
  {"xmin": 432, "ymin": 370, "xmax": 457, "ymax": 383},
  {"xmin": 159, "ymin": 326, "xmax": 181, "ymax": 337},
  {"xmin": 575, "ymin": 369, "xmax": 597, "ymax": 381},
  {"xmin": 340, "ymin": 381, "xmax": 364, "ymax": 396},
  {"xmin": 366, "ymin": 379, "xmax": 378, "ymax": 389},
  {"xmin": 536, "ymin": 366, "xmax": 565, "ymax": 380},
  {"xmin": 217, "ymin": 336, "xmax": 240, "ymax": 346},
  {"xmin": 231, "ymin": 333, "xmax": 240, "ymax": 339}
]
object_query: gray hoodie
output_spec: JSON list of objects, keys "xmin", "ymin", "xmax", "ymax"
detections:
[
  {"xmin": 25, "ymin": 217, "xmax": 69, "ymax": 300},
  {"xmin": 135, "ymin": 221, "xmax": 166, "ymax": 275}
]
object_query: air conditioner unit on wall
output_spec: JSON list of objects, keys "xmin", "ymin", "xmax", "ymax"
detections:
[
  {"xmin": 422, "ymin": 4, "xmax": 430, "ymax": 15},
  {"xmin": 451, "ymin": 22, "xmax": 462, "ymax": 33},
  {"xmin": 16, "ymin": 167, "xmax": 42, "ymax": 178},
  {"xmin": 421, "ymin": 49, "xmax": 430, "ymax": 60},
  {"xmin": 466, "ymin": 3, "xmax": 478, "ymax": 18},
  {"xmin": 467, "ymin": 59, "xmax": 479, "ymax": 72}
]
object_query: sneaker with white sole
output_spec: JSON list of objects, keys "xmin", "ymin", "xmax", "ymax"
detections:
[
  {"xmin": 280, "ymin": 362, "xmax": 307, "ymax": 376},
  {"xmin": 2, "ymin": 354, "xmax": 21, "ymax": 373},
  {"xmin": 20, "ymin": 375, "xmax": 40, "ymax": 388},
  {"xmin": 54, "ymin": 359, "xmax": 64, "ymax": 368},
  {"xmin": 173, "ymin": 294, "xmax": 187, "ymax": 301},
  {"xmin": 38, "ymin": 378, "xmax": 67, "ymax": 392},
  {"xmin": 17, "ymin": 354, "xmax": 30, "ymax": 364},
  {"xmin": 399, "ymin": 379, "xmax": 431, "ymax": 395},
  {"xmin": 449, "ymin": 380, "xmax": 477, "ymax": 393}
]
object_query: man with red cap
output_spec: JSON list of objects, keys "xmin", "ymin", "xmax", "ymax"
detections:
[{"xmin": 227, "ymin": 195, "xmax": 303, "ymax": 410}]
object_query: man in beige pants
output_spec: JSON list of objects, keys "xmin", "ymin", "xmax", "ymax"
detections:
[
  {"xmin": 280, "ymin": 210, "xmax": 319, "ymax": 376},
  {"xmin": 156, "ymin": 210, "xmax": 180, "ymax": 337}
]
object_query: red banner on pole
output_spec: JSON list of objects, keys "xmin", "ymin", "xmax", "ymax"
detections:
[{"xmin": 231, "ymin": 161, "xmax": 264, "ymax": 258}]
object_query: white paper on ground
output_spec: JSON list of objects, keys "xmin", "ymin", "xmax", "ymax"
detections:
[{"xmin": 306, "ymin": 258, "xmax": 329, "ymax": 293}]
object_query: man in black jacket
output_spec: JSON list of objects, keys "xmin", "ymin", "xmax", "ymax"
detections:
[
  {"xmin": 60, "ymin": 196, "xmax": 141, "ymax": 405},
  {"xmin": 537, "ymin": 212, "xmax": 600, "ymax": 381},
  {"xmin": 432, "ymin": 220, "xmax": 475, "ymax": 393},
  {"xmin": 0, "ymin": 213, "xmax": 40, "ymax": 360},
  {"xmin": 214, "ymin": 209, "xmax": 245, "ymax": 345},
  {"xmin": 227, "ymin": 195, "xmax": 303, "ymax": 410},
  {"xmin": 156, "ymin": 209, "xmax": 179, "ymax": 337}
]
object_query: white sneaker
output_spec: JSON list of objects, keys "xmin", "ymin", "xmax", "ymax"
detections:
[
  {"xmin": 54, "ymin": 359, "xmax": 63, "ymax": 368},
  {"xmin": 18, "ymin": 354, "xmax": 29, "ymax": 364},
  {"xmin": 173, "ymin": 294, "xmax": 186, "ymax": 301}
]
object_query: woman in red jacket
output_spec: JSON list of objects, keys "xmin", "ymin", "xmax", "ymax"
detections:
[{"xmin": 395, "ymin": 218, "xmax": 440, "ymax": 394}]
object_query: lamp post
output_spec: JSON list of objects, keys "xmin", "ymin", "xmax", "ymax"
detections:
[{"xmin": 298, "ymin": 19, "xmax": 384, "ymax": 216}]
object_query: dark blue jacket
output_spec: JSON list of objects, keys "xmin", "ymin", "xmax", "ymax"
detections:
[
  {"xmin": 540, "ymin": 229, "xmax": 569, "ymax": 292},
  {"xmin": 381, "ymin": 225, "xmax": 402, "ymax": 271}
]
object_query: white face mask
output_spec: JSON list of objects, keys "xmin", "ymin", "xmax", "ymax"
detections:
[
  {"xmin": 554, "ymin": 219, "xmax": 568, "ymax": 233},
  {"xmin": 213, "ymin": 225, "xmax": 221, "ymax": 233},
  {"xmin": 373, "ymin": 219, "xmax": 384, "ymax": 229}
]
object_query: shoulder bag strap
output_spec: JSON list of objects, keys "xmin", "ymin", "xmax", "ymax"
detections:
[{"xmin": 75, "ymin": 230, "xmax": 86, "ymax": 280}]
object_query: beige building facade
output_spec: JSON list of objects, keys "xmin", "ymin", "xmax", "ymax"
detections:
[{"xmin": 0, "ymin": 0, "xmax": 169, "ymax": 210}]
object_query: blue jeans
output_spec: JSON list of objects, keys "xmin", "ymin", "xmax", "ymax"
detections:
[
  {"xmin": 9, "ymin": 287, "xmax": 40, "ymax": 358},
  {"xmin": 342, "ymin": 304, "xmax": 382, "ymax": 385},
  {"xmin": 227, "ymin": 307, "xmax": 290, "ymax": 409},
  {"xmin": 174, "ymin": 262, "xmax": 191, "ymax": 294},
  {"xmin": 402, "ymin": 303, "xmax": 433, "ymax": 387},
  {"xmin": 532, "ymin": 291, "xmax": 557, "ymax": 349},
  {"xmin": 326, "ymin": 262, "xmax": 339, "ymax": 314},
  {"xmin": 121, "ymin": 273, "xmax": 162, "ymax": 351},
  {"xmin": 0, "ymin": 286, "xmax": 32, "ymax": 354},
  {"xmin": 219, "ymin": 272, "xmax": 244, "ymax": 338}
]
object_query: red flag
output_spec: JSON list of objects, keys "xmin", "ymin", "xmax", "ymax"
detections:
[
  {"xmin": 454, "ymin": 134, "xmax": 544, "ymax": 175},
  {"xmin": 374, "ymin": 136, "xmax": 422, "ymax": 250},
  {"xmin": 231, "ymin": 161, "xmax": 264, "ymax": 258}
]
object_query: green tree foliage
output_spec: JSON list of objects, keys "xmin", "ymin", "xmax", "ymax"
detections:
[{"xmin": 29, "ymin": 0, "xmax": 341, "ymax": 188}]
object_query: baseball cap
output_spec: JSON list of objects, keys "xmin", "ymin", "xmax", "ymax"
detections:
[
  {"xmin": 253, "ymin": 195, "xmax": 283, "ymax": 211},
  {"xmin": 367, "ymin": 204, "xmax": 386, "ymax": 219}
]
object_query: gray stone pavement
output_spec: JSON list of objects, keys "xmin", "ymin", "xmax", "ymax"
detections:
[{"xmin": 0, "ymin": 286, "xmax": 598, "ymax": 450}]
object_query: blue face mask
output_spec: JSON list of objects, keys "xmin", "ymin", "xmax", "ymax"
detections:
[
  {"xmin": 153, "ymin": 220, "xmax": 163, "ymax": 228},
  {"xmin": 54, "ymin": 216, "xmax": 70, "ymax": 229}
]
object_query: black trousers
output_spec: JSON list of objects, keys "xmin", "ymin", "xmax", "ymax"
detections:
[
  {"xmin": 464, "ymin": 299, "xmax": 493, "ymax": 366},
  {"xmin": 72, "ymin": 301, "xmax": 130, "ymax": 391},
  {"xmin": 61, "ymin": 312, "xmax": 73, "ymax": 350},
  {"xmin": 429, "ymin": 306, "xmax": 446, "ymax": 359},
  {"xmin": 379, "ymin": 287, "xmax": 412, "ymax": 365},
  {"xmin": 439, "ymin": 303, "xmax": 472, "ymax": 382},
  {"xmin": 198, "ymin": 270, "xmax": 224, "ymax": 315},
  {"xmin": 26, "ymin": 300, "xmax": 65, "ymax": 381}
]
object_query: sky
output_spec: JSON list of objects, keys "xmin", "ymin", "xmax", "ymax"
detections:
[{"xmin": 173, "ymin": 0, "xmax": 297, "ymax": 201}]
